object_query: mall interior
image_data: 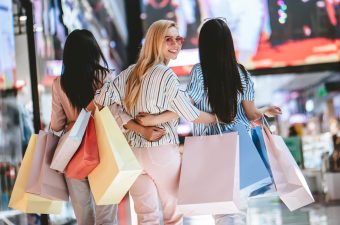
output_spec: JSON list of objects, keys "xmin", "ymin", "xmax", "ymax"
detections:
[{"xmin": 0, "ymin": 0, "xmax": 340, "ymax": 224}]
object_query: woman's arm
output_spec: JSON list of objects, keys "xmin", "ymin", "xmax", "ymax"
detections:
[
  {"xmin": 50, "ymin": 78, "xmax": 67, "ymax": 132},
  {"xmin": 108, "ymin": 103, "xmax": 166, "ymax": 142},
  {"xmin": 123, "ymin": 120, "xmax": 166, "ymax": 141},
  {"xmin": 193, "ymin": 111, "xmax": 216, "ymax": 124},
  {"xmin": 242, "ymin": 100, "xmax": 282, "ymax": 121},
  {"xmin": 135, "ymin": 111, "xmax": 179, "ymax": 126},
  {"xmin": 239, "ymin": 67, "xmax": 281, "ymax": 121},
  {"xmin": 135, "ymin": 109, "xmax": 216, "ymax": 126}
]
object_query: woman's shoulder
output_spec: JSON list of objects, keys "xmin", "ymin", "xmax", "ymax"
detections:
[
  {"xmin": 150, "ymin": 64, "xmax": 176, "ymax": 80},
  {"xmin": 152, "ymin": 64, "xmax": 172, "ymax": 73},
  {"xmin": 113, "ymin": 64, "xmax": 136, "ymax": 82},
  {"xmin": 191, "ymin": 63, "xmax": 203, "ymax": 75},
  {"xmin": 193, "ymin": 63, "xmax": 202, "ymax": 70},
  {"xmin": 237, "ymin": 64, "xmax": 251, "ymax": 79},
  {"xmin": 238, "ymin": 64, "xmax": 254, "ymax": 85},
  {"xmin": 120, "ymin": 64, "xmax": 136, "ymax": 75}
]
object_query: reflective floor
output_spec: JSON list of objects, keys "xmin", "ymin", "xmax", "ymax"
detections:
[
  {"xmin": 6, "ymin": 196, "xmax": 337, "ymax": 225},
  {"xmin": 183, "ymin": 196, "xmax": 340, "ymax": 225}
]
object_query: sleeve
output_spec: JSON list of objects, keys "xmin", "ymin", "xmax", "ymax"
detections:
[
  {"xmin": 50, "ymin": 78, "xmax": 67, "ymax": 132},
  {"xmin": 165, "ymin": 69, "xmax": 200, "ymax": 122},
  {"xmin": 241, "ymin": 69, "xmax": 255, "ymax": 101},
  {"xmin": 94, "ymin": 72, "xmax": 123, "ymax": 107},
  {"xmin": 108, "ymin": 103, "xmax": 133, "ymax": 133},
  {"xmin": 186, "ymin": 64, "xmax": 204, "ymax": 104}
]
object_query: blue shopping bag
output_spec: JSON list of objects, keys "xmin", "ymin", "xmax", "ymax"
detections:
[
  {"xmin": 251, "ymin": 126, "xmax": 272, "ymax": 175},
  {"xmin": 225, "ymin": 123, "xmax": 273, "ymax": 195}
]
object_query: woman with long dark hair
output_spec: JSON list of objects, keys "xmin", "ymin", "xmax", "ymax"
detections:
[
  {"xmin": 187, "ymin": 19, "xmax": 282, "ymax": 225},
  {"xmin": 137, "ymin": 18, "xmax": 282, "ymax": 225},
  {"xmin": 50, "ymin": 29, "xmax": 164, "ymax": 225}
]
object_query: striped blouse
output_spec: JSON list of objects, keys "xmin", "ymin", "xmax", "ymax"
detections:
[
  {"xmin": 187, "ymin": 63, "xmax": 255, "ymax": 136},
  {"xmin": 95, "ymin": 64, "xmax": 200, "ymax": 148}
]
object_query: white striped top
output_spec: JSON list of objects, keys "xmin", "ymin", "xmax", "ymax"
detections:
[
  {"xmin": 187, "ymin": 63, "xmax": 255, "ymax": 136},
  {"xmin": 95, "ymin": 64, "xmax": 200, "ymax": 148}
]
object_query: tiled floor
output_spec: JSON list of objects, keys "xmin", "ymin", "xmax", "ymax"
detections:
[{"xmin": 183, "ymin": 196, "xmax": 340, "ymax": 225}]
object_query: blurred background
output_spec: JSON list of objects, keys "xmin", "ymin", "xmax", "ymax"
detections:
[{"xmin": 0, "ymin": 0, "xmax": 340, "ymax": 224}]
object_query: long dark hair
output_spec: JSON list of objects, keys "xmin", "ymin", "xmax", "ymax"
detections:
[
  {"xmin": 199, "ymin": 19, "xmax": 243, "ymax": 123},
  {"xmin": 61, "ymin": 29, "xmax": 109, "ymax": 111}
]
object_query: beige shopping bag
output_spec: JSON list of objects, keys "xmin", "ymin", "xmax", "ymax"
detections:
[
  {"xmin": 178, "ymin": 132, "xmax": 240, "ymax": 216},
  {"xmin": 26, "ymin": 130, "xmax": 69, "ymax": 201},
  {"xmin": 262, "ymin": 126, "xmax": 314, "ymax": 211},
  {"xmin": 8, "ymin": 134, "xmax": 63, "ymax": 214},
  {"xmin": 88, "ymin": 107, "xmax": 142, "ymax": 205}
]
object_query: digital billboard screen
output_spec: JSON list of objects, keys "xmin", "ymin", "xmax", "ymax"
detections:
[{"xmin": 140, "ymin": 0, "xmax": 340, "ymax": 75}]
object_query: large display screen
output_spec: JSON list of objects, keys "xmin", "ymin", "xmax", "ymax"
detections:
[
  {"xmin": 140, "ymin": 0, "xmax": 340, "ymax": 75},
  {"xmin": 0, "ymin": 0, "xmax": 16, "ymax": 89}
]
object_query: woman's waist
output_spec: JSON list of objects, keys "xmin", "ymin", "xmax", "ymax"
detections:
[{"xmin": 127, "ymin": 132, "xmax": 179, "ymax": 148}]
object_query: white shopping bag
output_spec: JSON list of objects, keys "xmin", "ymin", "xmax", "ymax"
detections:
[
  {"xmin": 50, "ymin": 109, "xmax": 91, "ymax": 172},
  {"xmin": 262, "ymin": 126, "xmax": 314, "ymax": 211}
]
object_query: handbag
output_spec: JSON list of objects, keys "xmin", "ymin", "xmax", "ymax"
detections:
[
  {"xmin": 26, "ymin": 130, "xmax": 68, "ymax": 200},
  {"xmin": 9, "ymin": 135, "xmax": 63, "ymax": 214}
]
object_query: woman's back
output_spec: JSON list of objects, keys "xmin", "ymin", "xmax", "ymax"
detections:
[
  {"xmin": 50, "ymin": 29, "xmax": 109, "ymax": 132},
  {"xmin": 187, "ymin": 63, "xmax": 254, "ymax": 135},
  {"xmin": 51, "ymin": 75, "xmax": 108, "ymax": 132}
]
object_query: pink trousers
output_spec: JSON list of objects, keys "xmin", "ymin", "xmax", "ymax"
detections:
[{"xmin": 130, "ymin": 144, "xmax": 183, "ymax": 225}]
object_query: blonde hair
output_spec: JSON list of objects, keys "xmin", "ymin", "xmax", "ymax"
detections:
[{"xmin": 125, "ymin": 20, "xmax": 177, "ymax": 112}]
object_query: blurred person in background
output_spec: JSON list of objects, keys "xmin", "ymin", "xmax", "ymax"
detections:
[
  {"xmin": 329, "ymin": 134, "xmax": 340, "ymax": 172},
  {"xmin": 142, "ymin": 0, "xmax": 178, "ymax": 29}
]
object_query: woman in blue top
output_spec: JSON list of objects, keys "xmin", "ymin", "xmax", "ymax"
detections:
[{"xmin": 136, "ymin": 18, "xmax": 281, "ymax": 225}]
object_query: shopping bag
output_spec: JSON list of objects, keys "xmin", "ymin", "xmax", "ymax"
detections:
[
  {"xmin": 8, "ymin": 134, "xmax": 63, "ymax": 214},
  {"xmin": 251, "ymin": 126, "xmax": 272, "ymax": 173},
  {"xmin": 50, "ymin": 109, "xmax": 91, "ymax": 172},
  {"xmin": 227, "ymin": 123, "xmax": 272, "ymax": 196},
  {"xmin": 88, "ymin": 107, "xmax": 142, "ymax": 205},
  {"xmin": 177, "ymin": 132, "xmax": 240, "ymax": 216},
  {"xmin": 248, "ymin": 126, "xmax": 277, "ymax": 197},
  {"xmin": 26, "ymin": 130, "xmax": 68, "ymax": 201},
  {"xmin": 262, "ymin": 126, "xmax": 314, "ymax": 211},
  {"xmin": 65, "ymin": 117, "xmax": 100, "ymax": 179}
]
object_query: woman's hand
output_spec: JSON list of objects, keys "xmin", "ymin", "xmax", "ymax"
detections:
[
  {"xmin": 140, "ymin": 126, "xmax": 166, "ymax": 141},
  {"xmin": 64, "ymin": 121, "xmax": 75, "ymax": 132},
  {"xmin": 136, "ymin": 112, "xmax": 157, "ymax": 126},
  {"xmin": 264, "ymin": 106, "xmax": 282, "ymax": 117},
  {"xmin": 136, "ymin": 111, "xmax": 179, "ymax": 126}
]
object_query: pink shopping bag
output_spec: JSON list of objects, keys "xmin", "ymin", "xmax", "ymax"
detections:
[
  {"xmin": 26, "ymin": 130, "xmax": 69, "ymax": 201},
  {"xmin": 178, "ymin": 132, "xmax": 240, "ymax": 216},
  {"xmin": 262, "ymin": 126, "xmax": 314, "ymax": 211}
]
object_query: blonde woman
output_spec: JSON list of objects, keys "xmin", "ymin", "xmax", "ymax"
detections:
[{"xmin": 95, "ymin": 20, "xmax": 215, "ymax": 225}]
